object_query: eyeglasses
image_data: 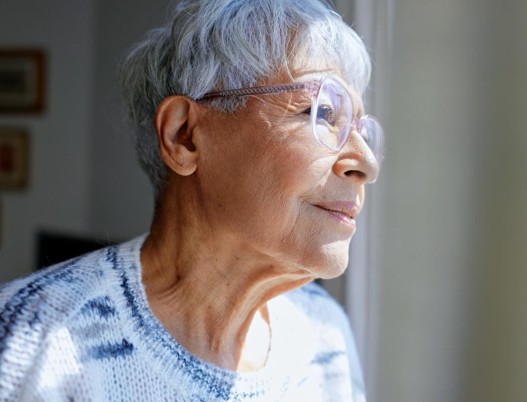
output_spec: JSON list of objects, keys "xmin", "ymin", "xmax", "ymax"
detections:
[{"xmin": 197, "ymin": 76, "xmax": 384, "ymax": 169}]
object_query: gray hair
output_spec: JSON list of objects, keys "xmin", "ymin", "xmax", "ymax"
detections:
[{"xmin": 119, "ymin": 0, "xmax": 371, "ymax": 199}]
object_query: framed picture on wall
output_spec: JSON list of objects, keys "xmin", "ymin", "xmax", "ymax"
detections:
[
  {"xmin": 0, "ymin": 50, "xmax": 45, "ymax": 113},
  {"xmin": 0, "ymin": 127, "xmax": 30, "ymax": 190}
]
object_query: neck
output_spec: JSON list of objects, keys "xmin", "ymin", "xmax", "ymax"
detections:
[{"xmin": 141, "ymin": 188, "xmax": 311, "ymax": 371}]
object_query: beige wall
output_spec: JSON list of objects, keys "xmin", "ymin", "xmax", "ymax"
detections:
[
  {"xmin": 371, "ymin": 1, "xmax": 527, "ymax": 402},
  {"xmin": 464, "ymin": 1, "xmax": 527, "ymax": 400}
]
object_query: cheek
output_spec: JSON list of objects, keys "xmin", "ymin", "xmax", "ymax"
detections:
[
  {"xmin": 196, "ymin": 109, "xmax": 344, "ymax": 266},
  {"xmin": 194, "ymin": 121, "xmax": 294, "ymax": 233}
]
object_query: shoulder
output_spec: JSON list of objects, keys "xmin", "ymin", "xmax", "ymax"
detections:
[
  {"xmin": 284, "ymin": 282, "xmax": 367, "ymax": 400},
  {"xmin": 0, "ymin": 246, "xmax": 110, "ymax": 314},
  {"xmin": 0, "ymin": 245, "xmax": 122, "ymax": 393},
  {"xmin": 0, "ymin": 236, "xmax": 147, "ymax": 400},
  {"xmin": 0, "ymin": 248, "xmax": 108, "ymax": 345},
  {"xmin": 283, "ymin": 281, "xmax": 354, "ymax": 363},
  {"xmin": 0, "ymin": 236, "xmax": 143, "ymax": 314}
]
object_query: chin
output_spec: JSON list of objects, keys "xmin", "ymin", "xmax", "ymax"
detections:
[
  {"xmin": 315, "ymin": 263, "xmax": 348, "ymax": 280},
  {"xmin": 305, "ymin": 243, "xmax": 350, "ymax": 280}
]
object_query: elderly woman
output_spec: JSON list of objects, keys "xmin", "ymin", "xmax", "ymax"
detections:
[{"xmin": 0, "ymin": 0, "xmax": 383, "ymax": 400}]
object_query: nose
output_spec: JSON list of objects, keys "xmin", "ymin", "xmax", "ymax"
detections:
[{"xmin": 332, "ymin": 130, "xmax": 380, "ymax": 184}]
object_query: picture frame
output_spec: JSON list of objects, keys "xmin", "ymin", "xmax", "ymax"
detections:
[
  {"xmin": 0, "ymin": 127, "xmax": 30, "ymax": 190},
  {"xmin": 0, "ymin": 49, "xmax": 45, "ymax": 113}
]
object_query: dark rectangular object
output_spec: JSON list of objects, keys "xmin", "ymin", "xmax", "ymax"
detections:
[{"xmin": 36, "ymin": 231, "xmax": 116, "ymax": 269}]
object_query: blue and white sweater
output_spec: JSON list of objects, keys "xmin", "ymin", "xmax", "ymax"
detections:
[{"xmin": 0, "ymin": 236, "xmax": 366, "ymax": 401}]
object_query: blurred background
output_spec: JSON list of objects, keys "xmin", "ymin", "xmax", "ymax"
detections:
[{"xmin": 1, "ymin": 1, "xmax": 526, "ymax": 401}]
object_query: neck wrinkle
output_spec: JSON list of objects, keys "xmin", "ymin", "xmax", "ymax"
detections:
[{"xmin": 140, "ymin": 185, "xmax": 312, "ymax": 371}]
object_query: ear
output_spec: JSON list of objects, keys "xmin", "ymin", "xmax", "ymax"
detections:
[{"xmin": 155, "ymin": 96, "xmax": 199, "ymax": 176}]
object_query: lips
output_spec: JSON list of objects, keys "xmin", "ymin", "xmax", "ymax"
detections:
[
  {"xmin": 314, "ymin": 201, "xmax": 361, "ymax": 221},
  {"xmin": 313, "ymin": 201, "xmax": 361, "ymax": 229}
]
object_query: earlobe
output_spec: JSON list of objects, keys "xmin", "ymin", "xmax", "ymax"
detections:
[{"xmin": 155, "ymin": 96, "xmax": 198, "ymax": 176}]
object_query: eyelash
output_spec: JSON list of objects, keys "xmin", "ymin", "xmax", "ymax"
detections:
[{"xmin": 302, "ymin": 107, "xmax": 313, "ymax": 116}]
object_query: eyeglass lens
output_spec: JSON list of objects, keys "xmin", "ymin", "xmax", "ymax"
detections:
[
  {"xmin": 313, "ymin": 79, "xmax": 384, "ymax": 165},
  {"xmin": 358, "ymin": 116, "xmax": 384, "ymax": 164},
  {"xmin": 312, "ymin": 79, "xmax": 351, "ymax": 151}
]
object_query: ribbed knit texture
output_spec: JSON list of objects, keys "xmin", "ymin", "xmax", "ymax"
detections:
[{"xmin": 0, "ymin": 236, "xmax": 366, "ymax": 401}]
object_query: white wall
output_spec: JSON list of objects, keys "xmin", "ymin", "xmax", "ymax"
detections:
[{"xmin": 0, "ymin": 0, "xmax": 95, "ymax": 282}]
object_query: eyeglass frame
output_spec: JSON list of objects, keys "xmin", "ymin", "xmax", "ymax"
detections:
[{"xmin": 195, "ymin": 76, "xmax": 384, "ymax": 165}]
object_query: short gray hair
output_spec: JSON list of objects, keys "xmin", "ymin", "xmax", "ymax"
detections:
[{"xmin": 119, "ymin": 0, "xmax": 371, "ymax": 199}]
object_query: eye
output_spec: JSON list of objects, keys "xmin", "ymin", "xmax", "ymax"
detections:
[
  {"xmin": 302, "ymin": 106, "xmax": 337, "ymax": 126},
  {"xmin": 317, "ymin": 105, "xmax": 336, "ymax": 126}
]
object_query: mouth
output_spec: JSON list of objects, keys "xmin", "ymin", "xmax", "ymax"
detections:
[{"xmin": 313, "ymin": 201, "xmax": 360, "ymax": 227}]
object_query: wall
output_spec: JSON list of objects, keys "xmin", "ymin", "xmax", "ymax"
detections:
[
  {"xmin": 464, "ymin": 2, "xmax": 527, "ymax": 400},
  {"xmin": 0, "ymin": 0, "xmax": 95, "ymax": 282},
  {"xmin": 0, "ymin": 1, "xmax": 164, "ymax": 281},
  {"xmin": 88, "ymin": 0, "xmax": 165, "ymax": 239},
  {"xmin": 372, "ymin": 1, "xmax": 527, "ymax": 402}
]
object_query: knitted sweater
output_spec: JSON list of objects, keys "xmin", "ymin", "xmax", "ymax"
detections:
[{"xmin": 0, "ymin": 236, "xmax": 366, "ymax": 401}]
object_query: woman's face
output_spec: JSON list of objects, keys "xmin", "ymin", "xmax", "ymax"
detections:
[{"xmin": 194, "ymin": 66, "xmax": 379, "ymax": 279}]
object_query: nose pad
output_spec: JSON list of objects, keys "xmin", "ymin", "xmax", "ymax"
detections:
[{"xmin": 333, "ymin": 130, "xmax": 380, "ymax": 184}]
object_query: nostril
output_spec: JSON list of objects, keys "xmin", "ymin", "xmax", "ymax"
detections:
[{"xmin": 344, "ymin": 170, "xmax": 366, "ymax": 179}]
